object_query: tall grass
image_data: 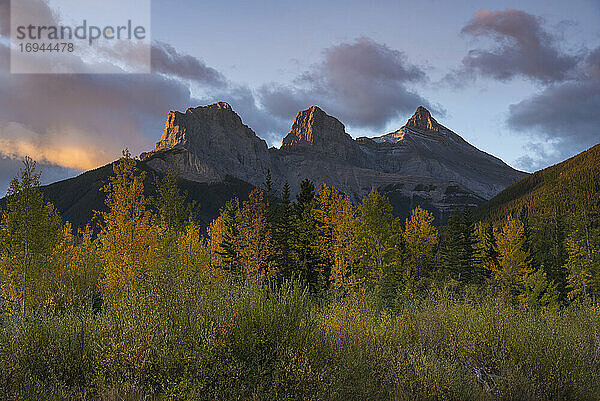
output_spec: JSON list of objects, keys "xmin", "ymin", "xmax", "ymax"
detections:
[{"xmin": 1, "ymin": 277, "xmax": 599, "ymax": 400}]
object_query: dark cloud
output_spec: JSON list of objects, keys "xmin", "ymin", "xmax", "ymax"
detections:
[
  {"xmin": 259, "ymin": 37, "xmax": 434, "ymax": 131},
  {"xmin": 0, "ymin": 40, "xmax": 204, "ymax": 171},
  {"xmin": 508, "ymin": 45, "xmax": 600, "ymax": 170},
  {"xmin": 457, "ymin": 9, "xmax": 580, "ymax": 84},
  {"xmin": 0, "ymin": 157, "xmax": 79, "ymax": 196},
  {"xmin": 0, "ymin": 0, "xmax": 268, "ymax": 174},
  {"xmin": 508, "ymin": 81, "xmax": 600, "ymax": 155},
  {"xmin": 584, "ymin": 46, "xmax": 600, "ymax": 80},
  {"xmin": 151, "ymin": 41, "xmax": 227, "ymax": 87},
  {"xmin": 449, "ymin": 9, "xmax": 597, "ymax": 170},
  {"xmin": 199, "ymin": 85, "xmax": 288, "ymax": 146},
  {"xmin": 0, "ymin": 0, "xmax": 8, "ymax": 37}
]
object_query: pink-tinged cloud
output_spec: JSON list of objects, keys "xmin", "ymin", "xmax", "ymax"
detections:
[
  {"xmin": 259, "ymin": 37, "xmax": 435, "ymax": 131},
  {"xmin": 458, "ymin": 9, "xmax": 580, "ymax": 83}
]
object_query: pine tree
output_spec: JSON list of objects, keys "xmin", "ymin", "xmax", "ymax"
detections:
[
  {"xmin": 291, "ymin": 179, "xmax": 322, "ymax": 293},
  {"xmin": 517, "ymin": 207, "xmax": 537, "ymax": 276},
  {"xmin": 473, "ymin": 221, "xmax": 497, "ymax": 280},
  {"xmin": 273, "ymin": 182, "xmax": 294, "ymax": 281},
  {"xmin": 520, "ymin": 268, "xmax": 559, "ymax": 309},
  {"xmin": 442, "ymin": 208, "xmax": 477, "ymax": 283},
  {"xmin": 263, "ymin": 170, "xmax": 277, "ymax": 228},
  {"xmin": 442, "ymin": 209, "xmax": 462, "ymax": 277},
  {"xmin": 563, "ymin": 231, "xmax": 594, "ymax": 301},
  {"xmin": 217, "ymin": 198, "xmax": 241, "ymax": 274},
  {"xmin": 0, "ymin": 157, "xmax": 61, "ymax": 316},
  {"xmin": 296, "ymin": 179, "xmax": 315, "ymax": 208}
]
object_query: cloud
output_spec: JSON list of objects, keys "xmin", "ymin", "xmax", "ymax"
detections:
[
  {"xmin": 0, "ymin": 156, "xmax": 78, "ymax": 196},
  {"xmin": 0, "ymin": 40, "xmax": 202, "ymax": 162},
  {"xmin": 0, "ymin": 0, "xmax": 273, "ymax": 177},
  {"xmin": 446, "ymin": 9, "xmax": 597, "ymax": 170},
  {"xmin": 259, "ymin": 37, "xmax": 433, "ymax": 131},
  {"xmin": 454, "ymin": 9, "xmax": 580, "ymax": 84},
  {"xmin": 584, "ymin": 46, "xmax": 600, "ymax": 80},
  {"xmin": 513, "ymin": 142, "xmax": 563, "ymax": 172},
  {"xmin": 508, "ymin": 47, "xmax": 600, "ymax": 170},
  {"xmin": 0, "ymin": 0, "xmax": 8, "ymax": 37},
  {"xmin": 508, "ymin": 80, "xmax": 600, "ymax": 162},
  {"xmin": 151, "ymin": 41, "xmax": 227, "ymax": 87},
  {"xmin": 0, "ymin": 122, "xmax": 113, "ymax": 170}
]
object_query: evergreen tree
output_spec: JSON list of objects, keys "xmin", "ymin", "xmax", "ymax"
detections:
[
  {"xmin": 296, "ymin": 179, "xmax": 315, "ymax": 209},
  {"xmin": 442, "ymin": 208, "xmax": 477, "ymax": 283},
  {"xmin": 264, "ymin": 169, "xmax": 273, "ymax": 195},
  {"xmin": 563, "ymin": 230, "xmax": 594, "ymax": 301},
  {"xmin": 263, "ymin": 170, "xmax": 277, "ymax": 230},
  {"xmin": 291, "ymin": 179, "xmax": 322, "ymax": 293},
  {"xmin": 473, "ymin": 221, "xmax": 497, "ymax": 280},
  {"xmin": 217, "ymin": 198, "xmax": 241, "ymax": 275},
  {"xmin": 517, "ymin": 207, "xmax": 536, "ymax": 274},
  {"xmin": 529, "ymin": 208, "xmax": 568, "ymax": 298},
  {"xmin": 0, "ymin": 157, "xmax": 61, "ymax": 316},
  {"xmin": 273, "ymin": 182, "xmax": 294, "ymax": 281},
  {"xmin": 520, "ymin": 268, "xmax": 559, "ymax": 309}
]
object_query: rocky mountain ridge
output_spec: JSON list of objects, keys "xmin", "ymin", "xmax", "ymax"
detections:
[{"xmin": 141, "ymin": 102, "xmax": 527, "ymax": 222}]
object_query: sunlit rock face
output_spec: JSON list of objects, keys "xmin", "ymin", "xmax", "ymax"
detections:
[
  {"xmin": 141, "ymin": 102, "xmax": 526, "ymax": 222},
  {"xmin": 280, "ymin": 106, "xmax": 364, "ymax": 163},
  {"xmin": 142, "ymin": 102, "xmax": 273, "ymax": 186},
  {"xmin": 358, "ymin": 106, "xmax": 526, "ymax": 200}
]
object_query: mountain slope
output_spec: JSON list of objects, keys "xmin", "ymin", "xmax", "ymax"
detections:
[
  {"xmin": 140, "ymin": 103, "xmax": 524, "ymax": 223},
  {"xmin": 12, "ymin": 103, "xmax": 527, "ymax": 228},
  {"xmin": 474, "ymin": 143, "xmax": 600, "ymax": 223},
  {"xmin": 29, "ymin": 161, "xmax": 254, "ymax": 230},
  {"xmin": 359, "ymin": 106, "xmax": 524, "ymax": 199}
]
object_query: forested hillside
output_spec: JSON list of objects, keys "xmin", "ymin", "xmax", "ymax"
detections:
[
  {"xmin": 475, "ymin": 144, "xmax": 600, "ymax": 223},
  {"xmin": 2, "ymin": 160, "xmax": 255, "ymax": 230},
  {"xmin": 0, "ymin": 150, "xmax": 598, "ymax": 399},
  {"xmin": 474, "ymin": 144, "xmax": 600, "ymax": 297}
]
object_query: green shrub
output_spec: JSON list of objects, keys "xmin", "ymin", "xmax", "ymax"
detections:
[{"xmin": 1, "ymin": 280, "xmax": 600, "ymax": 400}]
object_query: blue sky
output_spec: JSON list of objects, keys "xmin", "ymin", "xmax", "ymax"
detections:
[
  {"xmin": 0, "ymin": 0, "xmax": 599, "ymax": 193},
  {"xmin": 152, "ymin": 0, "xmax": 599, "ymax": 163}
]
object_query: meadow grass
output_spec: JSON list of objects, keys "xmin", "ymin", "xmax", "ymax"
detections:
[{"xmin": 1, "ymin": 278, "xmax": 599, "ymax": 400}]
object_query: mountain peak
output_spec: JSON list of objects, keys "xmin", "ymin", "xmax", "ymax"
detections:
[
  {"xmin": 186, "ymin": 101, "xmax": 233, "ymax": 114},
  {"xmin": 404, "ymin": 106, "xmax": 440, "ymax": 131},
  {"xmin": 280, "ymin": 106, "xmax": 363, "ymax": 161},
  {"xmin": 152, "ymin": 101, "xmax": 259, "ymax": 154},
  {"xmin": 281, "ymin": 106, "xmax": 349, "ymax": 148}
]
